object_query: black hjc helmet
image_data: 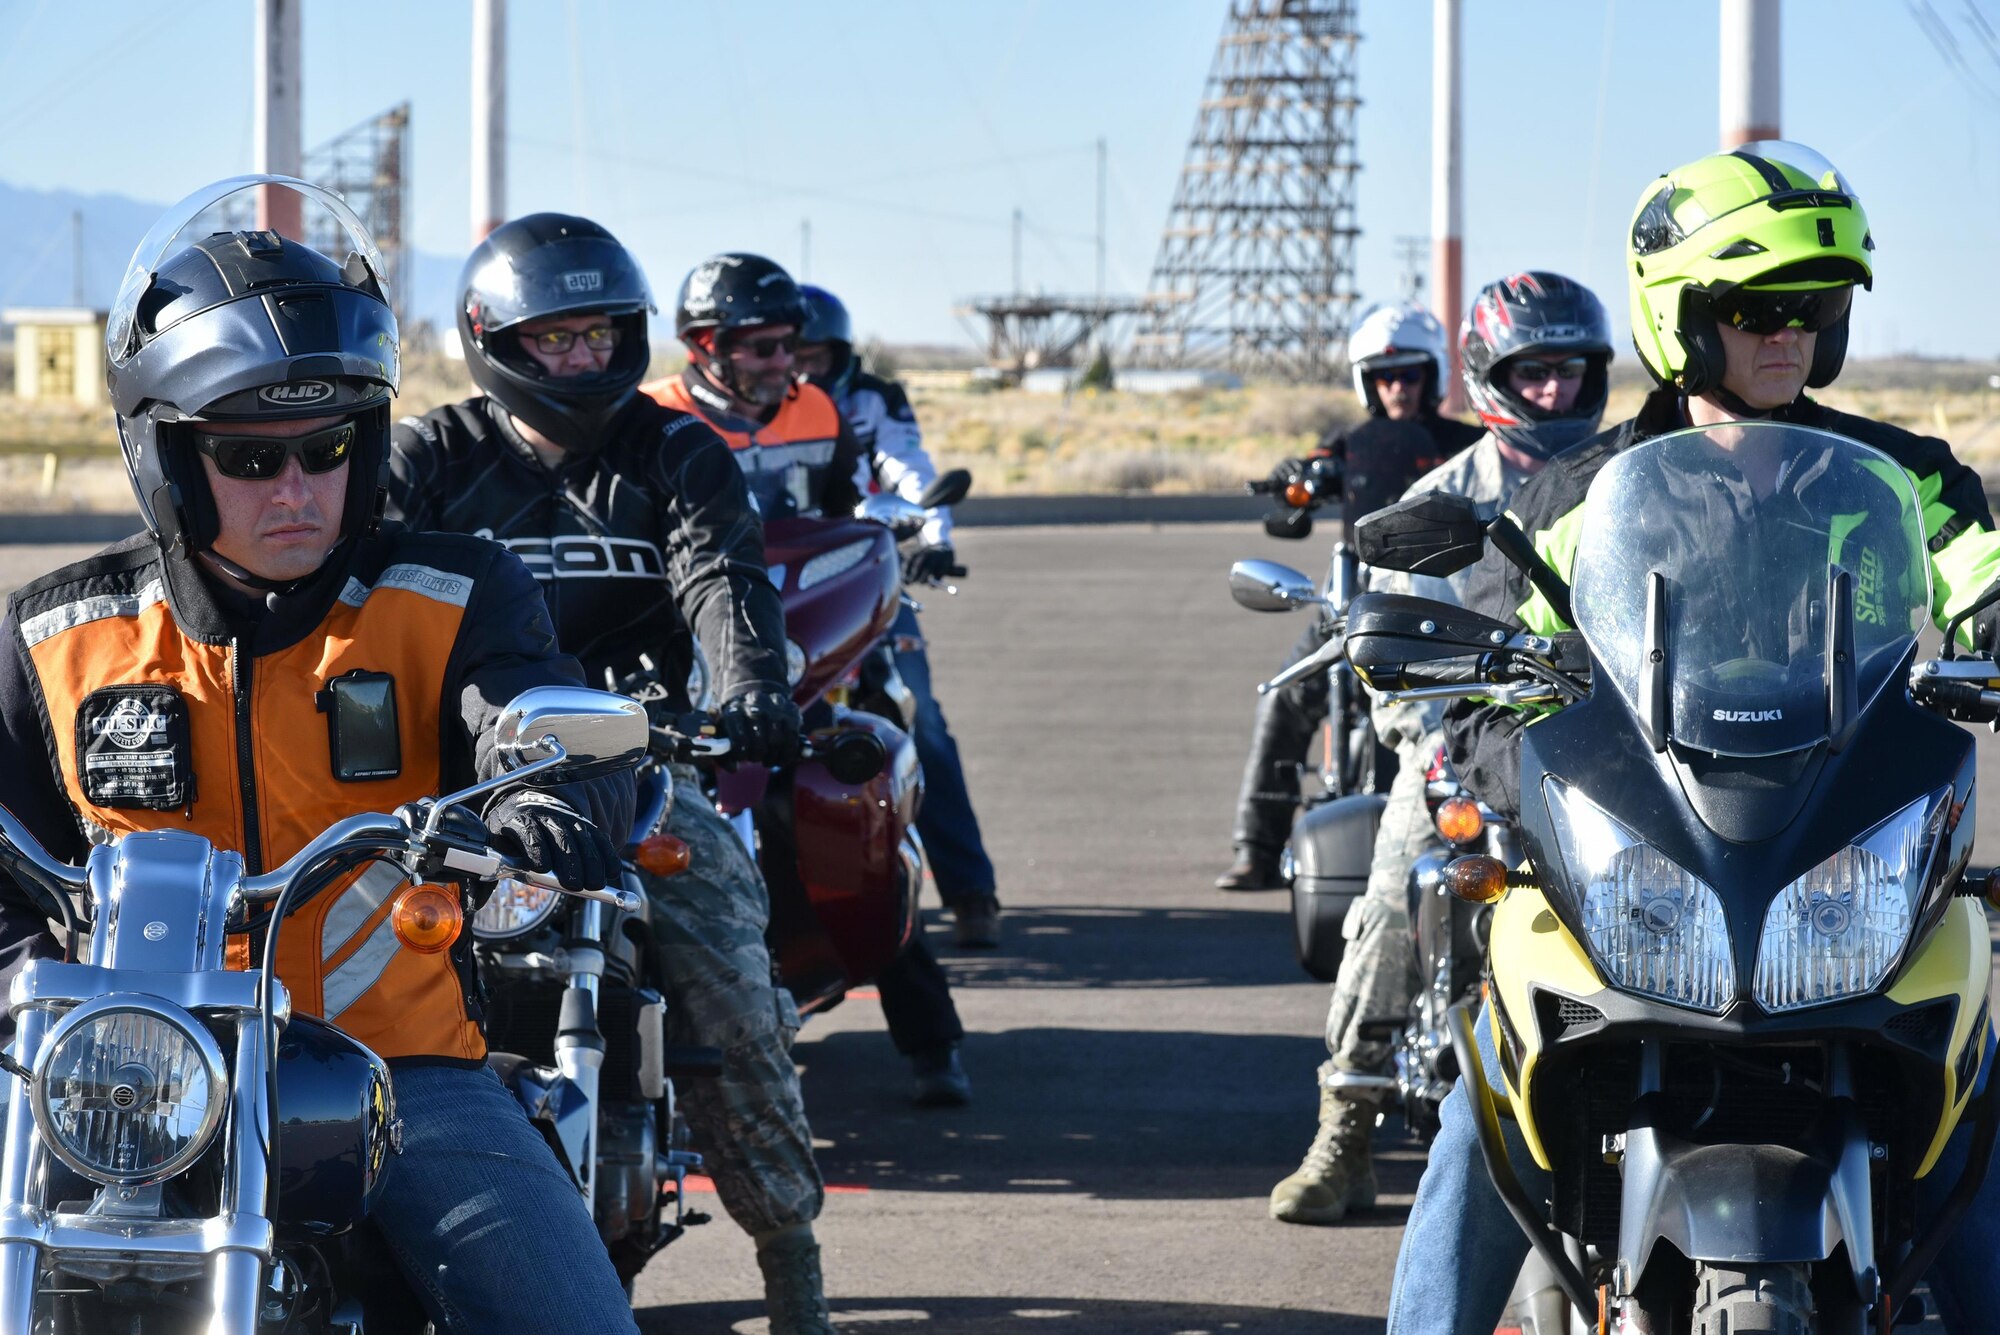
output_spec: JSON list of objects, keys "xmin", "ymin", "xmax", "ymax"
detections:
[
  {"xmin": 458, "ymin": 213, "xmax": 654, "ymax": 451},
  {"xmin": 1460, "ymin": 272, "xmax": 1614, "ymax": 460},
  {"xmin": 105, "ymin": 175, "xmax": 399, "ymax": 566}
]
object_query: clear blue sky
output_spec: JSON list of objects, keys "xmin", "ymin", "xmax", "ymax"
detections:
[{"xmin": 0, "ymin": 0, "xmax": 1994, "ymax": 358}]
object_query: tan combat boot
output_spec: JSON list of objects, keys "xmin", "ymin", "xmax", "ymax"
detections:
[
  {"xmin": 756, "ymin": 1225, "xmax": 838, "ymax": 1335},
  {"xmin": 1268, "ymin": 1085, "xmax": 1378, "ymax": 1225}
]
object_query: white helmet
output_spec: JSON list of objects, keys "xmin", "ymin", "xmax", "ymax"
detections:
[{"xmin": 1346, "ymin": 301, "xmax": 1448, "ymax": 413}]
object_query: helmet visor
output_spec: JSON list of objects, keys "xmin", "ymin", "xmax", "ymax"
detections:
[
  {"xmin": 1715, "ymin": 284, "xmax": 1853, "ymax": 336},
  {"xmin": 108, "ymin": 176, "xmax": 387, "ymax": 364},
  {"xmin": 1734, "ymin": 141, "xmax": 1860, "ymax": 199}
]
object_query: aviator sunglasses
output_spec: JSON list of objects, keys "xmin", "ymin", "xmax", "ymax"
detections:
[
  {"xmin": 1714, "ymin": 284, "xmax": 1853, "ymax": 336},
  {"xmin": 193, "ymin": 421, "xmax": 355, "ymax": 481},
  {"xmin": 730, "ymin": 333, "xmax": 800, "ymax": 360},
  {"xmin": 1370, "ymin": 365, "xmax": 1425, "ymax": 386}
]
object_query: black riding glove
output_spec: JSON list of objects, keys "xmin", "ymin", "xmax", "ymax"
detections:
[
  {"xmin": 1266, "ymin": 458, "xmax": 1309, "ymax": 490},
  {"xmin": 903, "ymin": 543, "xmax": 959, "ymax": 585},
  {"xmin": 717, "ymin": 688, "xmax": 803, "ymax": 765},
  {"xmin": 487, "ymin": 790, "xmax": 619, "ymax": 891}
]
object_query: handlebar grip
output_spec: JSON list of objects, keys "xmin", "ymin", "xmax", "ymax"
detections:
[
  {"xmin": 946, "ymin": 565, "xmax": 968, "ymax": 578},
  {"xmin": 1246, "ymin": 479, "xmax": 1278, "ymax": 495}
]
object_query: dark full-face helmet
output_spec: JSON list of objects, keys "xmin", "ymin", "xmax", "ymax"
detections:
[
  {"xmin": 106, "ymin": 175, "xmax": 400, "ymax": 561},
  {"xmin": 1460, "ymin": 272, "xmax": 1614, "ymax": 459},
  {"xmin": 458, "ymin": 213, "xmax": 654, "ymax": 450},
  {"xmin": 797, "ymin": 283, "xmax": 857, "ymax": 398}
]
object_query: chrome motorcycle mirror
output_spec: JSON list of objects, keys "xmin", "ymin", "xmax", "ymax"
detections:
[
  {"xmin": 1229, "ymin": 560, "xmax": 1322, "ymax": 612},
  {"xmin": 494, "ymin": 687, "xmax": 649, "ymax": 782},
  {"xmin": 855, "ymin": 494, "xmax": 931, "ymax": 539}
]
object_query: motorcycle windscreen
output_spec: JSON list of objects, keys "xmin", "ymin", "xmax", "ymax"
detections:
[{"xmin": 1571, "ymin": 423, "xmax": 1929, "ymax": 758}]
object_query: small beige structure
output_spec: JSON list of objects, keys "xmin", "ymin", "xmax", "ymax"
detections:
[{"xmin": 3, "ymin": 308, "xmax": 108, "ymax": 407}]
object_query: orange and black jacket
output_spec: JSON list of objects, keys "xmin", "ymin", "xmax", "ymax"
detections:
[
  {"xmin": 643, "ymin": 368, "xmax": 868, "ymax": 519},
  {"xmin": 0, "ymin": 527, "xmax": 633, "ymax": 1065}
]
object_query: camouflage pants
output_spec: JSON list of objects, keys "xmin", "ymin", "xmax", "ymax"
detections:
[
  {"xmin": 1318, "ymin": 701, "xmax": 1437, "ymax": 1101},
  {"xmin": 641, "ymin": 763, "xmax": 824, "ymax": 1237}
]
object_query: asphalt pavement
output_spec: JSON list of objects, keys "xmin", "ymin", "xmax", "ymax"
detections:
[{"xmin": 0, "ymin": 525, "xmax": 1992, "ymax": 1333}]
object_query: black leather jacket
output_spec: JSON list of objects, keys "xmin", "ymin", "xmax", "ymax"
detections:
[{"xmin": 387, "ymin": 394, "xmax": 789, "ymax": 711}]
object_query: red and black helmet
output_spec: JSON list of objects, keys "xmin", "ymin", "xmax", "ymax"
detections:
[{"xmin": 1460, "ymin": 272, "xmax": 1613, "ymax": 459}]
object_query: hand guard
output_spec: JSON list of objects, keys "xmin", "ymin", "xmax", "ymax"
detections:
[
  {"xmin": 487, "ymin": 790, "xmax": 620, "ymax": 891},
  {"xmin": 717, "ymin": 688, "xmax": 803, "ymax": 765},
  {"xmin": 903, "ymin": 543, "xmax": 959, "ymax": 585}
]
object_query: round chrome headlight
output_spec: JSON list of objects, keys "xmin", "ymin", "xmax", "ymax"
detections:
[
  {"xmin": 31, "ymin": 996, "xmax": 227, "ymax": 1186},
  {"xmin": 471, "ymin": 877, "xmax": 561, "ymax": 940}
]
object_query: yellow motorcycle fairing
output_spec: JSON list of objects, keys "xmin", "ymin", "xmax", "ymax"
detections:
[{"xmin": 1486, "ymin": 878, "xmax": 1990, "ymax": 1176}]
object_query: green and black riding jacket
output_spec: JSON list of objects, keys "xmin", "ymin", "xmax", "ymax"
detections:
[{"xmin": 1443, "ymin": 386, "xmax": 2000, "ymax": 818}]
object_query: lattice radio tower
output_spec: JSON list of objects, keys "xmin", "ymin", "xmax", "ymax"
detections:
[
  {"xmin": 1130, "ymin": 0, "xmax": 1361, "ymax": 381},
  {"xmin": 304, "ymin": 103, "xmax": 412, "ymax": 333}
]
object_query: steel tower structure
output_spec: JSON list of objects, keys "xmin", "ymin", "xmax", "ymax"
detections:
[
  {"xmin": 304, "ymin": 103, "xmax": 412, "ymax": 329},
  {"xmin": 1131, "ymin": 0, "xmax": 1361, "ymax": 381}
]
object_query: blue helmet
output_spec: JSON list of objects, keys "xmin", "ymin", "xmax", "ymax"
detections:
[{"xmin": 798, "ymin": 284, "xmax": 858, "ymax": 398}]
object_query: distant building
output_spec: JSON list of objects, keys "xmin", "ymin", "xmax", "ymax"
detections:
[{"xmin": 3, "ymin": 308, "xmax": 108, "ymax": 407}]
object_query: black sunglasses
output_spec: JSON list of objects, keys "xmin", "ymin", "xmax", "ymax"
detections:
[
  {"xmin": 193, "ymin": 421, "xmax": 356, "ymax": 481},
  {"xmin": 1371, "ymin": 365, "xmax": 1426, "ymax": 386},
  {"xmin": 1509, "ymin": 356, "xmax": 1590, "ymax": 384},
  {"xmin": 730, "ymin": 333, "xmax": 799, "ymax": 360},
  {"xmin": 1715, "ymin": 284, "xmax": 1853, "ymax": 336}
]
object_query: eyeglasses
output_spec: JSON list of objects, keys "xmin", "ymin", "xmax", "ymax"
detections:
[
  {"xmin": 1509, "ymin": 356, "xmax": 1590, "ymax": 385},
  {"xmin": 730, "ymin": 333, "xmax": 799, "ymax": 360},
  {"xmin": 519, "ymin": 325, "xmax": 622, "ymax": 355},
  {"xmin": 193, "ymin": 421, "xmax": 355, "ymax": 480},
  {"xmin": 1370, "ymin": 365, "xmax": 1425, "ymax": 386},
  {"xmin": 1715, "ymin": 284, "xmax": 1853, "ymax": 336}
]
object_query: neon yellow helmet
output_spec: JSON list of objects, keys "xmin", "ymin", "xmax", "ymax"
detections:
[{"xmin": 1627, "ymin": 141, "xmax": 1873, "ymax": 395}]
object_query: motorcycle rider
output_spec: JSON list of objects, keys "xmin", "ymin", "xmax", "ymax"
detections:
[
  {"xmin": 1270, "ymin": 273, "xmax": 1612, "ymax": 1225},
  {"xmin": 1217, "ymin": 301, "xmax": 1482, "ymax": 890},
  {"xmin": 0, "ymin": 181, "xmax": 641, "ymax": 1332},
  {"xmin": 1389, "ymin": 143, "xmax": 2000, "ymax": 1335},
  {"xmin": 385, "ymin": 216, "xmax": 839, "ymax": 1332},
  {"xmin": 794, "ymin": 283, "xmax": 1004, "ymax": 951},
  {"xmin": 642, "ymin": 255, "xmax": 975, "ymax": 1107}
]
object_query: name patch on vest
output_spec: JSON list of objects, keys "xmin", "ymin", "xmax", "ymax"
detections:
[{"xmin": 76, "ymin": 685, "xmax": 193, "ymax": 810}]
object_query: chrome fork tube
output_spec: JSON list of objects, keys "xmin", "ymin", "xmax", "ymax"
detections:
[
  {"xmin": 207, "ymin": 1012, "xmax": 271, "ymax": 1333},
  {"xmin": 0, "ymin": 1010, "xmax": 49, "ymax": 1330},
  {"xmin": 559, "ymin": 899, "xmax": 607, "ymax": 1217}
]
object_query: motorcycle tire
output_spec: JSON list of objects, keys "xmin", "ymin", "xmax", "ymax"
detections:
[{"xmin": 1689, "ymin": 1262, "xmax": 1814, "ymax": 1335}]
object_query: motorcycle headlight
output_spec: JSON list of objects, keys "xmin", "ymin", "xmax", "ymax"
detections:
[
  {"xmin": 472, "ymin": 877, "xmax": 561, "ymax": 940},
  {"xmin": 1545, "ymin": 780, "xmax": 1736, "ymax": 1014},
  {"xmin": 785, "ymin": 640, "xmax": 808, "ymax": 688},
  {"xmin": 31, "ymin": 998, "xmax": 228, "ymax": 1186},
  {"xmin": 1754, "ymin": 788, "xmax": 1945, "ymax": 1013}
]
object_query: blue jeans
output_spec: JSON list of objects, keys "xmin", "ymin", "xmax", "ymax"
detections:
[
  {"xmin": 370, "ymin": 1063, "xmax": 639, "ymax": 1335},
  {"xmin": 1387, "ymin": 1001, "xmax": 2000, "ymax": 1335},
  {"xmin": 891, "ymin": 603, "xmax": 996, "ymax": 902}
]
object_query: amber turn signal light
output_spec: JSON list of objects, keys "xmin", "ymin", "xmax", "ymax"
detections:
[
  {"xmin": 391, "ymin": 886, "xmax": 464, "ymax": 954},
  {"xmin": 635, "ymin": 833, "xmax": 692, "ymax": 878},
  {"xmin": 1434, "ymin": 795, "xmax": 1485, "ymax": 847},
  {"xmin": 1443, "ymin": 855, "xmax": 1509, "ymax": 905},
  {"xmin": 1284, "ymin": 481, "xmax": 1313, "ymax": 509}
]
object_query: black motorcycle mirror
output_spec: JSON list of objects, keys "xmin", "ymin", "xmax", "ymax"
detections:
[
  {"xmin": 918, "ymin": 467, "xmax": 972, "ymax": 510},
  {"xmin": 1228, "ymin": 559, "xmax": 1323, "ymax": 612},
  {"xmin": 1353, "ymin": 490, "xmax": 1486, "ymax": 575},
  {"xmin": 494, "ymin": 687, "xmax": 649, "ymax": 782},
  {"xmin": 1264, "ymin": 506, "xmax": 1313, "ymax": 541},
  {"xmin": 814, "ymin": 729, "xmax": 888, "ymax": 785},
  {"xmin": 1353, "ymin": 491, "xmax": 1576, "ymax": 627}
]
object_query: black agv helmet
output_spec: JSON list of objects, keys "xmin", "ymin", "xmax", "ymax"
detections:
[
  {"xmin": 106, "ymin": 175, "xmax": 399, "ymax": 560},
  {"xmin": 459, "ymin": 213, "xmax": 654, "ymax": 451},
  {"xmin": 1460, "ymin": 272, "xmax": 1614, "ymax": 459}
]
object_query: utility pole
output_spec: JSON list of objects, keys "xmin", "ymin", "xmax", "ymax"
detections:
[
  {"xmin": 1095, "ymin": 137, "xmax": 1107, "ymax": 302},
  {"xmin": 471, "ymin": 0, "xmax": 508, "ymax": 243},
  {"xmin": 253, "ymin": 0, "xmax": 302, "ymax": 237},
  {"xmin": 1394, "ymin": 235, "xmax": 1427, "ymax": 302},
  {"xmin": 1012, "ymin": 207, "xmax": 1023, "ymax": 296},
  {"xmin": 1431, "ymin": 0, "xmax": 1464, "ymax": 412},
  {"xmin": 71, "ymin": 211, "xmax": 84, "ymax": 308},
  {"xmin": 1719, "ymin": 0, "xmax": 1781, "ymax": 147},
  {"xmin": 801, "ymin": 219, "xmax": 811, "ymax": 282}
]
